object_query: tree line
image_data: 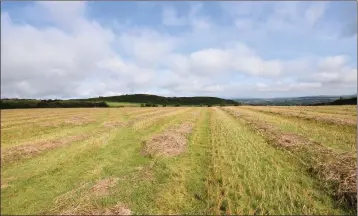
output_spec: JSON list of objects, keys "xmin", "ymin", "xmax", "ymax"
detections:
[{"xmin": 0, "ymin": 99, "xmax": 108, "ymax": 109}]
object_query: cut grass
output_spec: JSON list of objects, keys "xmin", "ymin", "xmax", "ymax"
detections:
[
  {"xmin": 202, "ymin": 108, "xmax": 346, "ymax": 215},
  {"xmin": 1, "ymin": 106, "xmax": 355, "ymax": 214},
  {"xmin": 228, "ymin": 106, "xmax": 356, "ymax": 153},
  {"xmin": 245, "ymin": 106, "xmax": 356, "ymax": 126},
  {"xmin": 148, "ymin": 108, "xmax": 211, "ymax": 214},
  {"xmin": 1, "ymin": 109, "xmax": 112, "ymax": 149},
  {"xmin": 105, "ymin": 102, "xmax": 141, "ymax": 107},
  {"xmin": 1, "ymin": 108, "xmax": 197, "ymax": 214},
  {"xmin": 222, "ymin": 107, "xmax": 357, "ymax": 212}
]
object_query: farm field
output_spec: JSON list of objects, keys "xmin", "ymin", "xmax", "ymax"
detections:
[
  {"xmin": 105, "ymin": 102, "xmax": 141, "ymax": 107},
  {"xmin": 1, "ymin": 106, "xmax": 357, "ymax": 215}
]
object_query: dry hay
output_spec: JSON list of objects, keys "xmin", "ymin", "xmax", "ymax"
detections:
[
  {"xmin": 91, "ymin": 177, "xmax": 119, "ymax": 197},
  {"xmin": 89, "ymin": 202, "xmax": 131, "ymax": 215},
  {"xmin": 135, "ymin": 166, "xmax": 154, "ymax": 181},
  {"xmin": 276, "ymin": 133, "xmax": 310, "ymax": 148},
  {"xmin": 1, "ymin": 177, "xmax": 16, "ymax": 190},
  {"xmin": 142, "ymin": 122, "xmax": 195, "ymax": 157},
  {"xmin": 101, "ymin": 121, "xmax": 125, "ymax": 128},
  {"xmin": 54, "ymin": 181, "xmax": 129, "ymax": 215},
  {"xmin": 251, "ymin": 107, "xmax": 356, "ymax": 126},
  {"xmin": 53, "ymin": 182, "xmax": 90, "ymax": 208},
  {"xmin": 1, "ymin": 184, "xmax": 9, "ymax": 189},
  {"xmin": 62, "ymin": 202, "xmax": 131, "ymax": 215},
  {"xmin": 224, "ymin": 108, "xmax": 357, "ymax": 208},
  {"xmin": 2, "ymin": 134, "xmax": 88, "ymax": 164},
  {"xmin": 309, "ymin": 151, "xmax": 357, "ymax": 207},
  {"xmin": 64, "ymin": 116, "xmax": 95, "ymax": 125},
  {"xmin": 172, "ymin": 123, "xmax": 195, "ymax": 135},
  {"xmin": 142, "ymin": 132, "xmax": 187, "ymax": 157}
]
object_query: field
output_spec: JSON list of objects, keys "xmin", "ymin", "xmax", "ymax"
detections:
[
  {"xmin": 105, "ymin": 102, "xmax": 141, "ymax": 107},
  {"xmin": 1, "ymin": 106, "xmax": 357, "ymax": 215}
]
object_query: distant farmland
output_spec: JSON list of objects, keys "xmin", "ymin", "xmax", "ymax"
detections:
[{"xmin": 1, "ymin": 105, "xmax": 356, "ymax": 214}]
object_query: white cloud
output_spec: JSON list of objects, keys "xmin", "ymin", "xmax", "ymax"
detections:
[
  {"xmin": 304, "ymin": 2, "xmax": 326, "ymax": 27},
  {"xmin": 189, "ymin": 48, "xmax": 232, "ymax": 75},
  {"xmin": 162, "ymin": 6, "xmax": 187, "ymax": 26},
  {"xmin": 1, "ymin": 2, "xmax": 356, "ymax": 99},
  {"xmin": 1, "ymin": 2, "xmax": 118, "ymax": 99},
  {"xmin": 317, "ymin": 55, "xmax": 349, "ymax": 72},
  {"xmin": 161, "ymin": 2, "xmax": 211, "ymax": 31},
  {"xmin": 117, "ymin": 29, "xmax": 177, "ymax": 65}
]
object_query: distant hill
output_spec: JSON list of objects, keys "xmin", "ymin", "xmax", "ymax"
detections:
[
  {"xmin": 311, "ymin": 97, "xmax": 357, "ymax": 106},
  {"xmin": 234, "ymin": 94, "xmax": 357, "ymax": 106},
  {"xmin": 1, "ymin": 94, "xmax": 239, "ymax": 109},
  {"xmin": 85, "ymin": 94, "xmax": 239, "ymax": 106}
]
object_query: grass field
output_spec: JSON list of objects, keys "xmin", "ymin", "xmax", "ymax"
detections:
[
  {"xmin": 1, "ymin": 106, "xmax": 357, "ymax": 214},
  {"xmin": 105, "ymin": 102, "xmax": 141, "ymax": 107}
]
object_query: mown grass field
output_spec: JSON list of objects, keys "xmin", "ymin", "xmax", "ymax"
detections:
[
  {"xmin": 1, "ymin": 106, "xmax": 357, "ymax": 215},
  {"xmin": 105, "ymin": 102, "xmax": 141, "ymax": 107}
]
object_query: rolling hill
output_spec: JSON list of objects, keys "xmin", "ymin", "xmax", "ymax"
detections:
[
  {"xmin": 0, "ymin": 94, "xmax": 240, "ymax": 109},
  {"xmin": 234, "ymin": 94, "xmax": 357, "ymax": 106},
  {"xmin": 85, "ymin": 94, "xmax": 240, "ymax": 106}
]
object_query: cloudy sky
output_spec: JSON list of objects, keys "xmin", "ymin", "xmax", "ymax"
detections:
[{"xmin": 1, "ymin": 1, "xmax": 357, "ymax": 99}]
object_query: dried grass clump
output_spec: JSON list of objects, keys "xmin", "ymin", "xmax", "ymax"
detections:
[
  {"xmin": 79, "ymin": 202, "xmax": 131, "ymax": 215},
  {"xmin": 60, "ymin": 202, "xmax": 131, "ymax": 215},
  {"xmin": 2, "ymin": 135, "xmax": 88, "ymax": 164},
  {"xmin": 65, "ymin": 116, "xmax": 94, "ymax": 125},
  {"xmin": 91, "ymin": 177, "xmax": 119, "ymax": 197},
  {"xmin": 309, "ymin": 151, "xmax": 357, "ymax": 207},
  {"xmin": 101, "ymin": 121, "xmax": 124, "ymax": 128},
  {"xmin": 142, "ymin": 122, "xmax": 195, "ymax": 157},
  {"xmin": 142, "ymin": 132, "xmax": 187, "ymax": 157}
]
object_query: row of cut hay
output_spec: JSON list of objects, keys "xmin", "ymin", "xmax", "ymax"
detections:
[
  {"xmin": 50, "ymin": 179, "xmax": 130, "ymax": 215},
  {"xmin": 131, "ymin": 108, "xmax": 190, "ymax": 130},
  {"xmin": 222, "ymin": 107, "xmax": 357, "ymax": 210},
  {"xmin": 126, "ymin": 107, "xmax": 177, "ymax": 119},
  {"xmin": 1, "ymin": 108, "xmax": 106, "ymax": 124},
  {"xmin": 122, "ymin": 107, "xmax": 162, "ymax": 117},
  {"xmin": 243, "ymin": 106, "xmax": 356, "ymax": 126},
  {"xmin": 1, "ymin": 117, "xmax": 124, "ymax": 165},
  {"xmin": 1, "ymin": 109, "xmax": 107, "ymax": 128},
  {"xmin": 141, "ymin": 110, "xmax": 200, "ymax": 157},
  {"xmin": 253, "ymin": 105, "xmax": 357, "ymax": 116}
]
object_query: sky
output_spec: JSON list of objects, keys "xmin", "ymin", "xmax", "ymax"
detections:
[{"xmin": 1, "ymin": 1, "xmax": 357, "ymax": 99}]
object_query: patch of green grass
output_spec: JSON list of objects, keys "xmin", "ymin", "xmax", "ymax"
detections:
[{"xmin": 105, "ymin": 102, "xmax": 141, "ymax": 107}]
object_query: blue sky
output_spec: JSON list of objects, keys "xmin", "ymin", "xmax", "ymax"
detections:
[{"xmin": 1, "ymin": 1, "xmax": 357, "ymax": 99}]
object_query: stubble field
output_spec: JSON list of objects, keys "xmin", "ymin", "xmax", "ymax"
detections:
[{"xmin": 1, "ymin": 105, "xmax": 357, "ymax": 215}]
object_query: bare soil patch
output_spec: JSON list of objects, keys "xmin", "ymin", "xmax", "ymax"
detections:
[{"xmin": 91, "ymin": 177, "xmax": 119, "ymax": 197}]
